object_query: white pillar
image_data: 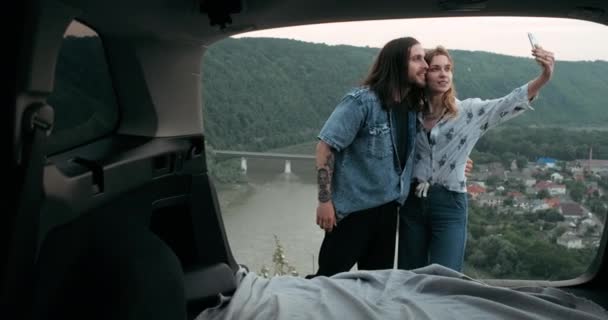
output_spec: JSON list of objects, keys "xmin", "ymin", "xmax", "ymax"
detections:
[
  {"xmin": 240, "ymin": 157, "xmax": 247, "ymax": 173},
  {"xmin": 284, "ymin": 160, "xmax": 292, "ymax": 174}
]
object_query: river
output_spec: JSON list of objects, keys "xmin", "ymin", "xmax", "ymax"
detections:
[{"xmin": 216, "ymin": 158, "xmax": 325, "ymax": 276}]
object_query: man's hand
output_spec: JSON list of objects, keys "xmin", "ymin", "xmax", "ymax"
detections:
[
  {"xmin": 465, "ymin": 158, "xmax": 474, "ymax": 178},
  {"xmin": 316, "ymin": 202, "xmax": 337, "ymax": 232}
]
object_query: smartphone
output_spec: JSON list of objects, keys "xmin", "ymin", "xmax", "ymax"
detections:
[{"xmin": 527, "ymin": 32, "xmax": 539, "ymax": 49}]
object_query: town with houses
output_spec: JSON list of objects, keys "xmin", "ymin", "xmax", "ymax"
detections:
[{"xmin": 467, "ymin": 156, "xmax": 608, "ymax": 250}]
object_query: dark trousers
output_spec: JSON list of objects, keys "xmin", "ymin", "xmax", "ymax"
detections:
[{"xmin": 309, "ymin": 202, "xmax": 398, "ymax": 278}]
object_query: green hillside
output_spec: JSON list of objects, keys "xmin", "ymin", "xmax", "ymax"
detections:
[
  {"xmin": 49, "ymin": 36, "xmax": 608, "ymax": 154},
  {"xmin": 202, "ymin": 38, "xmax": 608, "ymax": 151}
]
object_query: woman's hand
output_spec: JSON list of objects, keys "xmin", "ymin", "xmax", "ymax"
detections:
[
  {"xmin": 532, "ymin": 47, "xmax": 555, "ymax": 81},
  {"xmin": 465, "ymin": 158, "xmax": 473, "ymax": 177},
  {"xmin": 528, "ymin": 47, "xmax": 555, "ymax": 100}
]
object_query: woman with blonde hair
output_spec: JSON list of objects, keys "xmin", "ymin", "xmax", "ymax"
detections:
[{"xmin": 398, "ymin": 45, "xmax": 555, "ymax": 272}]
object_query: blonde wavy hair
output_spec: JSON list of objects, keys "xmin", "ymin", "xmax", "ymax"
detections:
[{"xmin": 425, "ymin": 46, "xmax": 458, "ymax": 119}]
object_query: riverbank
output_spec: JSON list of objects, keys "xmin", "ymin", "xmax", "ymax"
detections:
[{"xmin": 215, "ymin": 182, "xmax": 256, "ymax": 210}]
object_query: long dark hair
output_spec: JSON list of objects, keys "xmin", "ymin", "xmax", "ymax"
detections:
[{"xmin": 362, "ymin": 37, "xmax": 424, "ymax": 111}]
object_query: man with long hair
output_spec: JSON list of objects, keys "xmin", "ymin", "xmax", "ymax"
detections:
[{"xmin": 309, "ymin": 37, "xmax": 428, "ymax": 277}]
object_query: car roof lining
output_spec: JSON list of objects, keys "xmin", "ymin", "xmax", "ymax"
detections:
[{"xmin": 53, "ymin": 0, "xmax": 608, "ymax": 44}]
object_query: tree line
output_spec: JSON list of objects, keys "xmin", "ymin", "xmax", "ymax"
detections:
[
  {"xmin": 51, "ymin": 36, "xmax": 608, "ymax": 157},
  {"xmin": 201, "ymin": 37, "xmax": 608, "ymax": 151}
]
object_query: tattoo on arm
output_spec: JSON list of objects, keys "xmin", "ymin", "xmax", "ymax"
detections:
[
  {"xmin": 318, "ymin": 187, "xmax": 330, "ymax": 203},
  {"xmin": 317, "ymin": 153, "xmax": 335, "ymax": 203}
]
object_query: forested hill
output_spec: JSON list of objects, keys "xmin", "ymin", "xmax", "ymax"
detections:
[
  {"xmin": 202, "ymin": 38, "xmax": 608, "ymax": 151},
  {"xmin": 51, "ymin": 36, "xmax": 608, "ymax": 153},
  {"xmin": 201, "ymin": 38, "xmax": 378, "ymax": 150}
]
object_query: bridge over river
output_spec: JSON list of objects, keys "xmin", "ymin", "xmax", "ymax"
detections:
[{"xmin": 213, "ymin": 150, "xmax": 315, "ymax": 173}]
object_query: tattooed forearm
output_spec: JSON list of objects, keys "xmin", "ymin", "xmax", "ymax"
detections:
[
  {"xmin": 316, "ymin": 146, "xmax": 335, "ymax": 203},
  {"xmin": 318, "ymin": 186, "xmax": 331, "ymax": 203},
  {"xmin": 318, "ymin": 168, "xmax": 330, "ymax": 185},
  {"xmin": 318, "ymin": 167, "xmax": 331, "ymax": 203},
  {"xmin": 317, "ymin": 166, "xmax": 331, "ymax": 203}
]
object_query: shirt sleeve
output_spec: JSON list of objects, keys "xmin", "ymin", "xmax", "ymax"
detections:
[
  {"xmin": 317, "ymin": 93, "xmax": 367, "ymax": 152},
  {"xmin": 461, "ymin": 83, "xmax": 533, "ymax": 132}
]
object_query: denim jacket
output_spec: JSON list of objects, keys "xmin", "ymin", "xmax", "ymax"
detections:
[{"xmin": 318, "ymin": 87, "xmax": 417, "ymax": 218}]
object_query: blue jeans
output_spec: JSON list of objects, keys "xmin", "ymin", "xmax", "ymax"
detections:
[{"xmin": 398, "ymin": 184, "xmax": 468, "ymax": 271}]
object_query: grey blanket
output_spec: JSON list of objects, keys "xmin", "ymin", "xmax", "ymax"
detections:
[{"xmin": 196, "ymin": 264, "xmax": 608, "ymax": 320}]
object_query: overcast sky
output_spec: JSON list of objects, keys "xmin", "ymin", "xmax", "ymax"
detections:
[{"xmin": 234, "ymin": 17, "xmax": 608, "ymax": 62}]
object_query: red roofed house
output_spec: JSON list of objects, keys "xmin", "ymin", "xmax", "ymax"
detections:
[
  {"xmin": 535, "ymin": 180, "xmax": 566, "ymax": 196},
  {"xmin": 544, "ymin": 197, "xmax": 560, "ymax": 209},
  {"xmin": 507, "ymin": 191, "xmax": 524, "ymax": 198},
  {"xmin": 467, "ymin": 184, "xmax": 486, "ymax": 199},
  {"xmin": 559, "ymin": 203, "xmax": 586, "ymax": 220},
  {"xmin": 507, "ymin": 191, "xmax": 531, "ymax": 209}
]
